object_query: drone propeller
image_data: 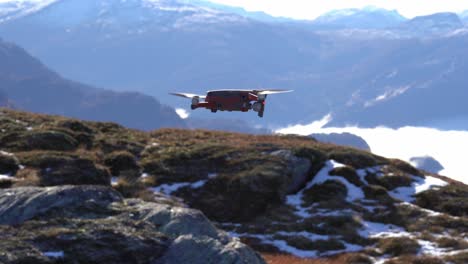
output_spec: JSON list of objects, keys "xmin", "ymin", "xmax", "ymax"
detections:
[
  {"xmin": 256, "ymin": 89, "xmax": 293, "ymax": 95},
  {"xmin": 169, "ymin": 92, "xmax": 206, "ymax": 99}
]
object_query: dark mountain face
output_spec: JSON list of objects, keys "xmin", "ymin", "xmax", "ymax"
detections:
[
  {"xmin": 397, "ymin": 12, "xmax": 464, "ymax": 36},
  {"xmin": 0, "ymin": 1, "xmax": 467, "ymax": 129},
  {"xmin": 0, "ymin": 38, "xmax": 184, "ymax": 130}
]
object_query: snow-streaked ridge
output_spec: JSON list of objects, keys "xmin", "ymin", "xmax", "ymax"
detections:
[{"xmin": 0, "ymin": 0, "xmax": 60, "ymax": 23}]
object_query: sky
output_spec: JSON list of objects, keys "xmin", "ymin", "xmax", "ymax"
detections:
[
  {"xmin": 210, "ymin": 0, "xmax": 468, "ymax": 19},
  {"xmin": 276, "ymin": 115, "xmax": 468, "ymax": 185}
]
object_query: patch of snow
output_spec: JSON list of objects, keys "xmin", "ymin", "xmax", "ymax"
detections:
[
  {"xmin": 208, "ymin": 173, "xmax": 218, "ymax": 178},
  {"xmin": 43, "ymin": 251, "xmax": 64, "ymax": 258},
  {"xmin": 356, "ymin": 166, "xmax": 384, "ymax": 184},
  {"xmin": 0, "ymin": 174, "xmax": 14, "ymax": 180},
  {"xmin": 313, "ymin": 160, "xmax": 365, "ymax": 202},
  {"xmin": 175, "ymin": 108, "xmax": 190, "ymax": 119},
  {"xmin": 418, "ymin": 240, "xmax": 446, "ymax": 256},
  {"xmin": 359, "ymin": 221, "xmax": 408, "ymax": 238},
  {"xmin": 276, "ymin": 231, "xmax": 330, "ymax": 241},
  {"xmin": 151, "ymin": 182, "xmax": 192, "ymax": 195},
  {"xmin": 230, "ymin": 231, "xmax": 362, "ymax": 258},
  {"xmin": 111, "ymin": 177, "xmax": 118, "ymax": 186},
  {"xmin": 190, "ymin": 179, "xmax": 207, "ymax": 188},
  {"xmin": 151, "ymin": 173, "xmax": 220, "ymax": 195},
  {"xmin": 286, "ymin": 160, "xmax": 364, "ymax": 217},
  {"xmin": 399, "ymin": 202, "xmax": 443, "ymax": 217},
  {"xmin": 229, "ymin": 232, "xmax": 320, "ymax": 258},
  {"xmin": 141, "ymin": 173, "xmax": 149, "ymax": 178},
  {"xmin": 389, "ymin": 175, "xmax": 447, "ymax": 202},
  {"xmin": 365, "ymin": 85, "xmax": 411, "ymax": 107},
  {"xmin": 0, "ymin": 150, "xmax": 14, "ymax": 156}
]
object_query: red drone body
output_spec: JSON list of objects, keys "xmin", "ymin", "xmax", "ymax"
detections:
[{"xmin": 170, "ymin": 89, "xmax": 292, "ymax": 117}]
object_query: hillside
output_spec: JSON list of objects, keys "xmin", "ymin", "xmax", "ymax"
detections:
[
  {"xmin": 1, "ymin": 108, "xmax": 467, "ymax": 263},
  {"xmin": 0, "ymin": 38, "xmax": 184, "ymax": 130}
]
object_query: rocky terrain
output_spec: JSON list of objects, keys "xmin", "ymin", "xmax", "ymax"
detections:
[{"xmin": 0, "ymin": 108, "xmax": 467, "ymax": 263}]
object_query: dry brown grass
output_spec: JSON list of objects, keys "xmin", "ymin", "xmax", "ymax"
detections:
[{"xmin": 262, "ymin": 253, "xmax": 372, "ymax": 264}]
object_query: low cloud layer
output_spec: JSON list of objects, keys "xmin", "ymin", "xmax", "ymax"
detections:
[{"xmin": 276, "ymin": 116, "xmax": 468, "ymax": 184}]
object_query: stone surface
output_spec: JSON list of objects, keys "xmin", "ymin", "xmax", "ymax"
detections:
[{"xmin": 0, "ymin": 185, "xmax": 266, "ymax": 264}]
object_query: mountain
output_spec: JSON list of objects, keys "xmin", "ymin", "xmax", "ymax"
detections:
[
  {"xmin": 0, "ymin": 38, "xmax": 184, "ymax": 130},
  {"xmin": 0, "ymin": 0, "xmax": 57, "ymax": 23},
  {"xmin": 1, "ymin": 1, "xmax": 468, "ymax": 129},
  {"xmin": 327, "ymin": 35, "xmax": 468, "ymax": 128},
  {"xmin": 181, "ymin": 0, "xmax": 295, "ymax": 23},
  {"xmin": 398, "ymin": 12, "xmax": 464, "ymax": 36},
  {"xmin": 312, "ymin": 6, "xmax": 406, "ymax": 29},
  {"xmin": 1, "ymin": 109, "xmax": 467, "ymax": 262}
]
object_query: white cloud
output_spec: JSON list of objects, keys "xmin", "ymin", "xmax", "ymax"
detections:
[
  {"xmin": 175, "ymin": 108, "xmax": 190, "ymax": 119},
  {"xmin": 276, "ymin": 116, "xmax": 468, "ymax": 184}
]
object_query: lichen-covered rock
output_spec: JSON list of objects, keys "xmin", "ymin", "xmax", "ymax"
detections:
[
  {"xmin": 156, "ymin": 235, "xmax": 263, "ymax": 264},
  {"xmin": 0, "ymin": 186, "xmax": 266, "ymax": 264},
  {"xmin": 0, "ymin": 186, "xmax": 122, "ymax": 225},
  {"xmin": 270, "ymin": 149, "xmax": 311, "ymax": 194}
]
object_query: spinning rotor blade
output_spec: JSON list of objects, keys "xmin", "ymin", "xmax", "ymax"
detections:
[
  {"xmin": 256, "ymin": 89, "xmax": 293, "ymax": 95},
  {"xmin": 169, "ymin": 92, "xmax": 206, "ymax": 99}
]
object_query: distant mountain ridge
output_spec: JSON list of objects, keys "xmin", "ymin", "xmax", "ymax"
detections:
[
  {"xmin": 0, "ymin": 38, "xmax": 184, "ymax": 130},
  {"xmin": 312, "ymin": 6, "xmax": 406, "ymax": 29},
  {"xmin": 398, "ymin": 12, "xmax": 464, "ymax": 36},
  {"xmin": 1, "ymin": 1, "xmax": 468, "ymax": 129}
]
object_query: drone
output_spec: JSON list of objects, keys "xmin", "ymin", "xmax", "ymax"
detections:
[{"xmin": 170, "ymin": 89, "xmax": 293, "ymax": 117}]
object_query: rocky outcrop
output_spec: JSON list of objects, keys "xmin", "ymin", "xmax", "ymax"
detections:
[
  {"xmin": 0, "ymin": 185, "xmax": 265, "ymax": 264},
  {"xmin": 1, "ymin": 109, "xmax": 467, "ymax": 263}
]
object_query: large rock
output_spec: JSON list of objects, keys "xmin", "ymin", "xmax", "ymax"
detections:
[
  {"xmin": 270, "ymin": 149, "xmax": 311, "ymax": 193},
  {"xmin": 0, "ymin": 185, "xmax": 122, "ymax": 225},
  {"xmin": 0, "ymin": 186, "xmax": 265, "ymax": 264}
]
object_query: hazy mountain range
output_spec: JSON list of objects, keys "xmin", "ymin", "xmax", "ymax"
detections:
[
  {"xmin": 0, "ymin": 0, "xmax": 467, "ymax": 129},
  {"xmin": 0, "ymin": 37, "xmax": 184, "ymax": 130}
]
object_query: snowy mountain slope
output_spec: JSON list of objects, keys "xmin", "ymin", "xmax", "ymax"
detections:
[
  {"xmin": 0, "ymin": 0, "xmax": 246, "ymax": 28},
  {"xmin": 1, "ymin": 1, "xmax": 468, "ymax": 129},
  {"xmin": 312, "ymin": 6, "xmax": 406, "ymax": 29},
  {"xmin": 0, "ymin": 0, "xmax": 57, "ymax": 22},
  {"xmin": 180, "ymin": 0, "xmax": 296, "ymax": 23}
]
